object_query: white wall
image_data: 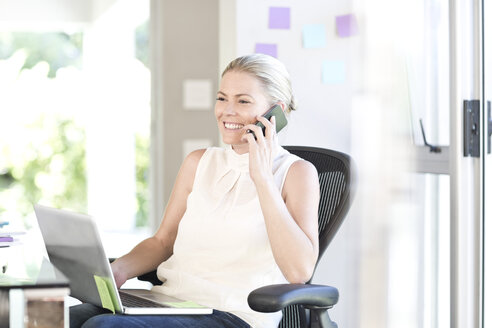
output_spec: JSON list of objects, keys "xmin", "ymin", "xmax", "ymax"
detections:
[
  {"xmin": 0, "ymin": 0, "xmax": 91, "ymax": 26},
  {"xmin": 235, "ymin": 0, "xmax": 357, "ymax": 153},
  {"xmin": 0, "ymin": 0, "xmax": 123, "ymax": 27},
  {"xmin": 83, "ymin": 0, "xmax": 147, "ymax": 233},
  {"xmin": 0, "ymin": 0, "xmax": 123, "ymax": 29},
  {"xmin": 234, "ymin": 1, "xmax": 360, "ymax": 326}
]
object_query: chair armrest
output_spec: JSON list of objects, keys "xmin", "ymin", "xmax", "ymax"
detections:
[
  {"xmin": 247, "ymin": 284, "xmax": 339, "ymax": 313},
  {"xmin": 137, "ymin": 270, "xmax": 163, "ymax": 286}
]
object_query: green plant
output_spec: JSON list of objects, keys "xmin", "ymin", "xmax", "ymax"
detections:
[
  {"xmin": 0, "ymin": 114, "xmax": 87, "ymax": 224},
  {"xmin": 135, "ymin": 132, "xmax": 150, "ymax": 227},
  {"xmin": 0, "ymin": 31, "xmax": 82, "ymax": 78}
]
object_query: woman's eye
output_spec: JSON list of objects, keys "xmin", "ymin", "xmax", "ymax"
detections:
[
  {"xmin": 238, "ymin": 99, "xmax": 250, "ymax": 104},
  {"xmin": 216, "ymin": 97, "xmax": 225, "ymax": 101}
]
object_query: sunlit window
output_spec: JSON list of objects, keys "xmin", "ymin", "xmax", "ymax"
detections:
[
  {"xmin": 0, "ymin": 2, "xmax": 151, "ymax": 256},
  {"xmin": 0, "ymin": 31, "xmax": 87, "ymax": 224}
]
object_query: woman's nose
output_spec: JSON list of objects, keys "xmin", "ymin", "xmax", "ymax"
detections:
[{"xmin": 223, "ymin": 103, "xmax": 236, "ymax": 115}]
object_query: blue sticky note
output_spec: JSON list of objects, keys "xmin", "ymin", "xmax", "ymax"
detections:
[
  {"xmin": 322, "ymin": 60, "xmax": 346, "ymax": 84},
  {"xmin": 268, "ymin": 7, "xmax": 290, "ymax": 29},
  {"xmin": 302, "ymin": 24, "xmax": 327, "ymax": 48},
  {"xmin": 255, "ymin": 43, "xmax": 278, "ymax": 58}
]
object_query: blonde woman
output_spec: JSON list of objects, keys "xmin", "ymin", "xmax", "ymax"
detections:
[{"xmin": 71, "ymin": 54, "xmax": 319, "ymax": 328}]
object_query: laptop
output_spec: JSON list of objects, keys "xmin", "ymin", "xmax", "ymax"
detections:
[{"xmin": 33, "ymin": 204, "xmax": 212, "ymax": 315}]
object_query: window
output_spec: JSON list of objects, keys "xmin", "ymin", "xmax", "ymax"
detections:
[
  {"xmin": 0, "ymin": 31, "xmax": 87, "ymax": 222},
  {"xmin": 0, "ymin": 1, "xmax": 151, "ymax": 257}
]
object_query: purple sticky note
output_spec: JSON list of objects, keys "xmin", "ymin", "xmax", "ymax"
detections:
[
  {"xmin": 255, "ymin": 43, "xmax": 278, "ymax": 58},
  {"xmin": 268, "ymin": 7, "xmax": 290, "ymax": 29},
  {"xmin": 336, "ymin": 14, "xmax": 358, "ymax": 37}
]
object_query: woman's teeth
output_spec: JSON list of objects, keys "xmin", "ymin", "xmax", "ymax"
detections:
[{"xmin": 224, "ymin": 122, "xmax": 244, "ymax": 130}]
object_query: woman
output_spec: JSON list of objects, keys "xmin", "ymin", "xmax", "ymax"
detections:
[{"xmin": 71, "ymin": 54, "xmax": 320, "ymax": 328}]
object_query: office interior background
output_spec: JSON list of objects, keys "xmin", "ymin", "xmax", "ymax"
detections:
[{"xmin": 0, "ymin": 0, "xmax": 490, "ymax": 327}]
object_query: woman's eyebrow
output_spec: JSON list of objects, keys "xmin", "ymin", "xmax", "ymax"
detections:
[
  {"xmin": 235, "ymin": 93, "xmax": 253, "ymax": 98},
  {"xmin": 217, "ymin": 91, "xmax": 253, "ymax": 98}
]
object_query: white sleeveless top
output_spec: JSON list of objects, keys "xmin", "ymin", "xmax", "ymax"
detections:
[{"xmin": 152, "ymin": 145, "xmax": 301, "ymax": 328}]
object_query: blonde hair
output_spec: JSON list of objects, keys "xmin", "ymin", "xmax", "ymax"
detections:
[{"xmin": 222, "ymin": 54, "xmax": 296, "ymax": 112}]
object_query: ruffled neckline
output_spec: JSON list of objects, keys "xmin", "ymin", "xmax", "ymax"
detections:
[
  {"xmin": 225, "ymin": 146, "xmax": 250, "ymax": 173},
  {"xmin": 224, "ymin": 143, "xmax": 284, "ymax": 172}
]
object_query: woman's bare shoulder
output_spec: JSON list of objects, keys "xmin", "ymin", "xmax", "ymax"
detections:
[
  {"xmin": 288, "ymin": 159, "xmax": 318, "ymax": 181},
  {"xmin": 282, "ymin": 159, "xmax": 319, "ymax": 198},
  {"xmin": 183, "ymin": 148, "xmax": 207, "ymax": 169}
]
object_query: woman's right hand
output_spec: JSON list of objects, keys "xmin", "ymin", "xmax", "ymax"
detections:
[{"xmin": 110, "ymin": 260, "xmax": 128, "ymax": 289}]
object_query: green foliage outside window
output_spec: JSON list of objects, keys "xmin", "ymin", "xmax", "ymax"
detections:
[
  {"xmin": 135, "ymin": 20, "xmax": 149, "ymax": 69},
  {"xmin": 0, "ymin": 30, "xmax": 150, "ymax": 228},
  {"xmin": 0, "ymin": 115, "xmax": 87, "ymax": 222},
  {"xmin": 134, "ymin": 19, "xmax": 151, "ymax": 227},
  {"xmin": 0, "ymin": 32, "xmax": 83, "ymax": 78},
  {"xmin": 135, "ymin": 133, "xmax": 150, "ymax": 227}
]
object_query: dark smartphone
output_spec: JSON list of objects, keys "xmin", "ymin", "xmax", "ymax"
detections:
[{"xmin": 248, "ymin": 104, "xmax": 288, "ymax": 138}]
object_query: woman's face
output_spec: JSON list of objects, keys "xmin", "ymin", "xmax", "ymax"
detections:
[{"xmin": 215, "ymin": 70, "xmax": 271, "ymax": 153}]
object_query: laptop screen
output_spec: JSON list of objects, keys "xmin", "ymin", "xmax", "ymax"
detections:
[{"xmin": 34, "ymin": 204, "xmax": 123, "ymax": 312}]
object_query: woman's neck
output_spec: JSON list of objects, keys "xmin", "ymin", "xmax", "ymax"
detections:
[{"xmin": 231, "ymin": 143, "xmax": 249, "ymax": 155}]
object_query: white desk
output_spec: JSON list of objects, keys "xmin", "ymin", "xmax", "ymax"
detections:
[{"xmin": 0, "ymin": 245, "xmax": 70, "ymax": 328}]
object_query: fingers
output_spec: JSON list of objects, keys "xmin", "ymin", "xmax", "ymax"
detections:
[
  {"xmin": 242, "ymin": 116, "xmax": 276, "ymax": 181},
  {"xmin": 256, "ymin": 115, "xmax": 276, "ymax": 140},
  {"xmin": 243, "ymin": 124, "xmax": 264, "ymax": 145},
  {"xmin": 242, "ymin": 115, "xmax": 277, "ymax": 152},
  {"xmin": 242, "ymin": 129, "xmax": 257, "ymax": 145}
]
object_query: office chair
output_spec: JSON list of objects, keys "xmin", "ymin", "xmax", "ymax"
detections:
[
  {"xmin": 137, "ymin": 146, "xmax": 354, "ymax": 328},
  {"xmin": 247, "ymin": 146, "xmax": 353, "ymax": 328}
]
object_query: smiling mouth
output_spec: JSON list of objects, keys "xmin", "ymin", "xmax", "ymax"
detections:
[{"xmin": 224, "ymin": 122, "xmax": 244, "ymax": 130}]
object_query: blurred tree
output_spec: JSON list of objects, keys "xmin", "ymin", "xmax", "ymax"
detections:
[
  {"xmin": 0, "ymin": 114, "xmax": 87, "ymax": 222},
  {"xmin": 0, "ymin": 32, "xmax": 82, "ymax": 78},
  {"xmin": 0, "ymin": 27, "xmax": 150, "ymax": 229},
  {"xmin": 134, "ymin": 19, "xmax": 150, "ymax": 226},
  {"xmin": 135, "ymin": 132, "xmax": 149, "ymax": 227},
  {"xmin": 135, "ymin": 20, "xmax": 149, "ymax": 69}
]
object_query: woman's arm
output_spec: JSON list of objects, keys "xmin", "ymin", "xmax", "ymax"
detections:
[
  {"xmin": 243, "ymin": 116, "xmax": 319, "ymax": 284},
  {"xmin": 111, "ymin": 149, "xmax": 205, "ymax": 288},
  {"xmin": 255, "ymin": 160, "xmax": 319, "ymax": 284}
]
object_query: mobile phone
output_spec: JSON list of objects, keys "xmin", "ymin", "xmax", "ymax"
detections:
[{"xmin": 248, "ymin": 104, "xmax": 288, "ymax": 138}]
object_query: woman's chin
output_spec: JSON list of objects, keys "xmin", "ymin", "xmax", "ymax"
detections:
[
  {"xmin": 221, "ymin": 135, "xmax": 242, "ymax": 145},
  {"xmin": 221, "ymin": 137, "xmax": 248, "ymax": 150}
]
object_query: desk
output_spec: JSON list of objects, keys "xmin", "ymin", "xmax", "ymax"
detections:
[{"xmin": 0, "ymin": 243, "xmax": 70, "ymax": 328}]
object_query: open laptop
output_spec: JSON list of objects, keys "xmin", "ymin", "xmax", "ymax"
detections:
[{"xmin": 33, "ymin": 204, "xmax": 212, "ymax": 315}]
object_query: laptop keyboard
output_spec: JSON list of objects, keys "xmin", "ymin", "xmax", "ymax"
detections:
[{"xmin": 119, "ymin": 291, "xmax": 168, "ymax": 308}]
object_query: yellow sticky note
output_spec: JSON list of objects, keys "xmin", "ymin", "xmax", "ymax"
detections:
[
  {"xmin": 94, "ymin": 275, "xmax": 115, "ymax": 313},
  {"xmin": 164, "ymin": 301, "xmax": 205, "ymax": 308}
]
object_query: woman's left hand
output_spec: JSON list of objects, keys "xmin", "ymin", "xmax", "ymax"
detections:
[{"xmin": 241, "ymin": 115, "xmax": 277, "ymax": 185}]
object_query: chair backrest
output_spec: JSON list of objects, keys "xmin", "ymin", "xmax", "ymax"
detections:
[{"xmin": 278, "ymin": 146, "xmax": 354, "ymax": 328}]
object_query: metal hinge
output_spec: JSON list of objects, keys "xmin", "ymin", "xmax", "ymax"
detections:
[
  {"xmin": 487, "ymin": 101, "xmax": 492, "ymax": 154},
  {"xmin": 463, "ymin": 100, "xmax": 480, "ymax": 157}
]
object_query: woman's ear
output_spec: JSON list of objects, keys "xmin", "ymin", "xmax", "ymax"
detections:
[{"xmin": 277, "ymin": 102, "xmax": 287, "ymax": 112}]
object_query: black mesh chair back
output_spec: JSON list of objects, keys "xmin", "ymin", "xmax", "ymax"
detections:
[{"xmin": 278, "ymin": 146, "xmax": 353, "ymax": 328}]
